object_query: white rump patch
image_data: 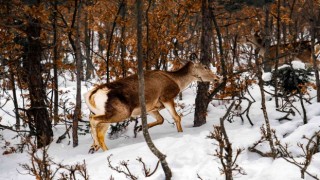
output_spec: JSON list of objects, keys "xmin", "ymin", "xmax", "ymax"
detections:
[
  {"xmin": 84, "ymin": 87, "xmax": 109, "ymax": 115},
  {"xmin": 93, "ymin": 88, "xmax": 109, "ymax": 115}
]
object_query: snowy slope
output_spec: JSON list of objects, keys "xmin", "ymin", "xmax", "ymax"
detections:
[{"xmin": 0, "ymin": 74, "xmax": 320, "ymax": 180}]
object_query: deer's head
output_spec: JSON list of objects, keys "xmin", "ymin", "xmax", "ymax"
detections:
[{"xmin": 189, "ymin": 61, "xmax": 220, "ymax": 83}]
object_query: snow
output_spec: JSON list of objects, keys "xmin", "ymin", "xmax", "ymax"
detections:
[
  {"xmin": 1, "ymin": 73, "xmax": 320, "ymax": 180},
  {"xmin": 262, "ymin": 72, "xmax": 272, "ymax": 82},
  {"xmin": 291, "ymin": 60, "xmax": 307, "ymax": 70}
]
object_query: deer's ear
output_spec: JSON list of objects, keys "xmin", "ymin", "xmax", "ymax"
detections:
[
  {"xmin": 178, "ymin": 53, "xmax": 199, "ymax": 65},
  {"xmin": 189, "ymin": 53, "xmax": 200, "ymax": 63},
  {"xmin": 189, "ymin": 53, "xmax": 197, "ymax": 61}
]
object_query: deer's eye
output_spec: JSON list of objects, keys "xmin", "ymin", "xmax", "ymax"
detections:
[{"xmin": 204, "ymin": 66, "xmax": 208, "ymax": 70}]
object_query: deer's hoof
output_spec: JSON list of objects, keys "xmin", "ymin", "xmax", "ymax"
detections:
[
  {"xmin": 88, "ymin": 145, "xmax": 100, "ymax": 154},
  {"xmin": 135, "ymin": 125, "xmax": 143, "ymax": 132}
]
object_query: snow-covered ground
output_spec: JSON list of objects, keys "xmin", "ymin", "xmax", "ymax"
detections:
[{"xmin": 0, "ymin": 71, "xmax": 320, "ymax": 180}]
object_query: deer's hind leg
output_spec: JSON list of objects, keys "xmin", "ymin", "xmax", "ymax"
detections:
[
  {"xmin": 90, "ymin": 101, "xmax": 131, "ymax": 152},
  {"xmin": 96, "ymin": 122, "xmax": 110, "ymax": 151},
  {"xmin": 89, "ymin": 116, "xmax": 101, "ymax": 153},
  {"xmin": 89, "ymin": 118, "xmax": 111, "ymax": 153}
]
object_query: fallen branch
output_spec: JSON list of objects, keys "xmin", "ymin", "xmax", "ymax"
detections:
[
  {"xmin": 0, "ymin": 124, "xmax": 30, "ymax": 133},
  {"xmin": 56, "ymin": 125, "xmax": 72, "ymax": 143}
]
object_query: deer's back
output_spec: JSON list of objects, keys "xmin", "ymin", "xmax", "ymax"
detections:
[{"xmin": 95, "ymin": 71, "xmax": 180, "ymax": 114}]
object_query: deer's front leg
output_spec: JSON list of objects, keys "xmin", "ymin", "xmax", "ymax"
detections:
[{"xmin": 136, "ymin": 110, "xmax": 165, "ymax": 132}]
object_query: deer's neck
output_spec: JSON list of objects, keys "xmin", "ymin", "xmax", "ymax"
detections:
[
  {"xmin": 247, "ymin": 34, "xmax": 262, "ymax": 46},
  {"xmin": 247, "ymin": 36, "xmax": 266, "ymax": 55},
  {"xmin": 165, "ymin": 62, "xmax": 197, "ymax": 91}
]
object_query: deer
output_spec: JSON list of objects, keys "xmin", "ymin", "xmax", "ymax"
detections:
[
  {"xmin": 84, "ymin": 60, "xmax": 220, "ymax": 153},
  {"xmin": 241, "ymin": 31, "xmax": 320, "ymax": 69}
]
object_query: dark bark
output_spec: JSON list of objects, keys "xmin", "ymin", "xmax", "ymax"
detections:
[
  {"xmin": 194, "ymin": 0, "xmax": 213, "ymax": 127},
  {"xmin": 84, "ymin": 9, "xmax": 94, "ymax": 80},
  {"xmin": 106, "ymin": 0, "xmax": 125, "ymax": 83},
  {"xmin": 263, "ymin": 5, "xmax": 272, "ymax": 72},
  {"xmin": 282, "ymin": 0, "xmax": 287, "ymax": 45},
  {"xmin": 52, "ymin": 0, "xmax": 59, "ymax": 124},
  {"xmin": 9, "ymin": 68, "xmax": 20, "ymax": 130},
  {"xmin": 24, "ymin": 13, "xmax": 53, "ymax": 148},
  {"xmin": 66, "ymin": 0, "xmax": 84, "ymax": 82},
  {"xmin": 208, "ymin": 1, "xmax": 227, "ymax": 100},
  {"xmin": 273, "ymin": 0, "xmax": 281, "ymax": 108},
  {"xmin": 98, "ymin": 31, "xmax": 104, "ymax": 54},
  {"xmin": 311, "ymin": 4, "xmax": 320, "ymax": 102},
  {"xmin": 59, "ymin": 0, "xmax": 83, "ymax": 147},
  {"xmin": 136, "ymin": 0, "xmax": 172, "ymax": 179},
  {"xmin": 72, "ymin": 0, "xmax": 83, "ymax": 148},
  {"xmin": 120, "ymin": 1, "xmax": 127, "ymax": 78},
  {"xmin": 298, "ymin": 92, "xmax": 307, "ymax": 124},
  {"xmin": 194, "ymin": 83, "xmax": 210, "ymax": 126},
  {"xmin": 145, "ymin": 0, "xmax": 151, "ymax": 70}
]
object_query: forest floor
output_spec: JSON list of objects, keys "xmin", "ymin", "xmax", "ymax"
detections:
[{"xmin": 1, "ymin": 68, "xmax": 320, "ymax": 180}]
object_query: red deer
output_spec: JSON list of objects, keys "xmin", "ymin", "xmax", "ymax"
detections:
[
  {"xmin": 241, "ymin": 32, "xmax": 320, "ymax": 69},
  {"xmin": 84, "ymin": 60, "xmax": 220, "ymax": 152}
]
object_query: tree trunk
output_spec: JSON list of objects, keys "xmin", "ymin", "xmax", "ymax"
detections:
[
  {"xmin": 24, "ymin": 16, "xmax": 53, "ymax": 148},
  {"xmin": 145, "ymin": 0, "xmax": 151, "ymax": 70},
  {"xmin": 84, "ymin": 9, "xmax": 94, "ymax": 80},
  {"xmin": 9, "ymin": 67, "xmax": 20, "ymax": 130},
  {"xmin": 194, "ymin": 0, "xmax": 213, "ymax": 127},
  {"xmin": 255, "ymin": 49, "xmax": 276, "ymax": 159},
  {"xmin": 208, "ymin": 1, "xmax": 227, "ymax": 101},
  {"xmin": 120, "ymin": 1, "xmax": 127, "ymax": 78},
  {"xmin": 263, "ymin": 4, "xmax": 272, "ymax": 72},
  {"xmin": 52, "ymin": 0, "xmax": 59, "ymax": 124},
  {"xmin": 312, "ymin": 4, "xmax": 320, "ymax": 102},
  {"xmin": 136, "ymin": 0, "xmax": 172, "ymax": 179},
  {"xmin": 273, "ymin": 0, "xmax": 281, "ymax": 108},
  {"xmin": 106, "ymin": 0, "xmax": 125, "ymax": 82},
  {"xmin": 72, "ymin": 0, "xmax": 83, "ymax": 148},
  {"xmin": 98, "ymin": 31, "xmax": 104, "ymax": 54},
  {"xmin": 194, "ymin": 83, "xmax": 210, "ymax": 126}
]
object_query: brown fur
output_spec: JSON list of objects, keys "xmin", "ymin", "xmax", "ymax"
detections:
[
  {"xmin": 85, "ymin": 61, "xmax": 219, "ymax": 152},
  {"xmin": 91, "ymin": 70, "xmax": 180, "ymax": 122}
]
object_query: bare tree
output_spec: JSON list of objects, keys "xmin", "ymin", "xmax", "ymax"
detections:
[
  {"xmin": 22, "ymin": 0, "xmax": 53, "ymax": 148},
  {"xmin": 71, "ymin": 0, "xmax": 83, "ymax": 147},
  {"xmin": 262, "ymin": 3, "xmax": 272, "ymax": 73},
  {"xmin": 52, "ymin": 0, "xmax": 59, "ymax": 124},
  {"xmin": 208, "ymin": 101, "xmax": 246, "ymax": 180},
  {"xmin": 273, "ymin": 0, "xmax": 281, "ymax": 108},
  {"xmin": 136, "ymin": 0, "xmax": 172, "ymax": 179},
  {"xmin": 194, "ymin": 0, "xmax": 213, "ymax": 127},
  {"xmin": 308, "ymin": 1, "xmax": 320, "ymax": 102},
  {"xmin": 252, "ymin": 48, "xmax": 277, "ymax": 158},
  {"xmin": 84, "ymin": 3, "xmax": 95, "ymax": 80},
  {"xmin": 8, "ymin": 61, "xmax": 20, "ymax": 129},
  {"xmin": 106, "ymin": 0, "xmax": 125, "ymax": 83}
]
